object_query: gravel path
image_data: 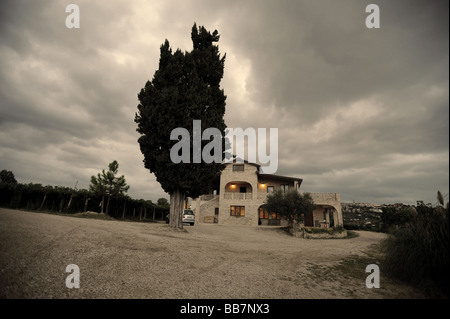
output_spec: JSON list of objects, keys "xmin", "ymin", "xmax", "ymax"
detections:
[{"xmin": 0, "ymin": 208, "xmax": 424, "ymax": 299}]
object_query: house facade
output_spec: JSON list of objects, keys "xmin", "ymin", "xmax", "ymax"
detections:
[{"xmin": 192, "ymin": 162, "xmax": 342, "ymax": 227}]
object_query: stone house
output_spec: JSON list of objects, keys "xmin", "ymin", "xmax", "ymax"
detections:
[{"xmin": 192, "ymin": 162, "xmax": 342, "ymax": 227}]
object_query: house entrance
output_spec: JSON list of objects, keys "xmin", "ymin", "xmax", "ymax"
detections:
[{"xmin": 304, "ymin": 211, "xmax": 314, "ymax": 227}]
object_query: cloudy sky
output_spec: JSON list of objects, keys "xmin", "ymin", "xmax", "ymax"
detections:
[{"xmin": 0, "ymin": 0, "xmax": 448, "ymax": 205}]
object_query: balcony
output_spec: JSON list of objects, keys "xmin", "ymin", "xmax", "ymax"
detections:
[{"xmin": 224, "ymin": 192, "xmax": 253, "ymax": 200}]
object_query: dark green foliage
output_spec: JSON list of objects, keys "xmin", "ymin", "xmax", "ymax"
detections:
[
  {"xmin": 135, "ymin": 23, "xmax": 227, "ymax": 200},
  {"xmin": 382, "ymin": 198, "xmax": 449, "ymax": 297},
  {"xmin": 90, "ymin": 160, "xmax": 129, "ymax": 196},
  {"xmin": 380, "ymin": 206, "xmax": 415, "ymax": 232},
  {"xmin": 157, "ymin": 197, "xmax": 169, "ymax": 207},
  {"xmin": 0, "ymin": 170, "xmax": 17, "ymax": 184},
  {"xmin": 264, "ymin": 189, "xmax": 316, "ymax": 225}
]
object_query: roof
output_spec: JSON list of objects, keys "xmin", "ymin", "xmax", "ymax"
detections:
[
  {"xmin": 258, "ymin": 173, "xmax": 303, "ymax": 185},
  {"xmin": 224, "ymin": 158, "xmax": 261, "ymax": 168},
  {"xmin": 224, "ymin": 160, "xmax": 303, "ymax": 185}
]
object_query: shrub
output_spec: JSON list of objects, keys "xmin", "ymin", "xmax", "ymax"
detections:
[{"xmin": 381, "ymin": 201, "xmax": 449, "ymax": 296}]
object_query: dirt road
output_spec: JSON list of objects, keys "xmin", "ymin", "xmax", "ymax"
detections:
[{"xmin": 0, "ymin": 208, "xmax": 425, "ymax": 298}]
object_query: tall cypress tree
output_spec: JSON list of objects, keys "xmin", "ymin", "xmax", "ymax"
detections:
[{"xmin": 135, "ymin": 24, "xmax": 226, "ymax": 229}]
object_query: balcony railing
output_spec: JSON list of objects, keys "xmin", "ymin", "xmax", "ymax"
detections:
[{"xmin": 224, "ymin": 192, "xmax": 253, "ymax": 200}]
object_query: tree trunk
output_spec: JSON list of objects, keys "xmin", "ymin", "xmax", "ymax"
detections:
[
  {"xmin": 100, "ymin": 196, "xmax": 105, "ymax": 213},
  {"xmin": 169, "ymin": 188, "xmax": 185, "ymax": 229},
  {"xmin": 59, "ymin": 198, "xmax": 64, "ymax": 213},
  {"xmin": 122, "ymin": 202, "xmax": 126, "ymax": 219},
  {"xmin": 105, "ymin": 195, "xmax": 111, "ymax": 215}
]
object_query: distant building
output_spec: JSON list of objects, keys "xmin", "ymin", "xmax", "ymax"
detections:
[{"xmin": 342, "ymin": 202, "xmax": 383, "ymax": 230}]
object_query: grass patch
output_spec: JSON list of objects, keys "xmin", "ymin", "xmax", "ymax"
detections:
[{"xmin": 305, "ymin": 243, "xmax": 435, "ymax": 298}]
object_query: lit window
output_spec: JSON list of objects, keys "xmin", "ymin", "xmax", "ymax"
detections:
[
  {"xmin": 230, "ymin": 206, "xmax": 245, "ymax": 217},
  {"xmin": 259, "ymin": 208, "xmax": 280, "ymax": 220}
]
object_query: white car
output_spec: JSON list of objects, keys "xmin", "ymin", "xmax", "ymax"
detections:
[
  {"xmin": 165, "ymin": 209, "xmax": 195, "ymax": 226},
  {"xmin": 182, "ymin": 209, "xmax": 195, "ymax": 226}
]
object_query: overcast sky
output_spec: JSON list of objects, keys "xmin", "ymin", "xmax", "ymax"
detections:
[{"xmin": 0, "ymin": 0, "xmax": 448, "ymax": 205}]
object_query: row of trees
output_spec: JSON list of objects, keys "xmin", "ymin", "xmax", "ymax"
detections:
[{"xmin": 0, "ymin": 164, "xmax": 169, "ymax": 221}]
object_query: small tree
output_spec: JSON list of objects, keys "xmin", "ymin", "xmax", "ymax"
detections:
[
  {"xmin": 90, "ymin": 160, "xmax": 130, "ymax": 214},
  {"xmin": 265, "ymin": 189, "xmax": 316, "ymax": 227},
  {"xmin": 0, "ymin": 170, "xmax": 17, "ymax": 184}
]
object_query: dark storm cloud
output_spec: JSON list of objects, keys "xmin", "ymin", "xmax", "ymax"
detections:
[
  {"xmin": 223, "ymin": 0, "xmax": 448, "ymax": 122},
  {"xmin": 0, "ymin": 0, "xmax": 448, "ymax": 204}
]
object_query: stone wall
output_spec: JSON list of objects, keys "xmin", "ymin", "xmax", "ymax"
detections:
[
  {"xmin": 309, "ymin": 193, "xmax": 343, "ymax": 227},
  {"xmin": 193, "ymin": 196, "xmax": 219, "ymax": 224},
  {"xmin": 301, "ymin": 228, "xmax": 347, "ymax": 239}
]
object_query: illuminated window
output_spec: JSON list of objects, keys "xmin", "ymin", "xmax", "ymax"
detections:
[
  {"xmin": 259, "ymin": 208, "xmax": 280, "ymax": 220},
  {"xmin": 259, "ymin": 208, "xmax": 269, "ymax": 219},
  {"xmin": 230, "ymin": 206, "xmax": 245, "ymax": 217}
]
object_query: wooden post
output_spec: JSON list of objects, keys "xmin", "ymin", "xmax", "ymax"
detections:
[
  {"xmin": 67, "ymin": 194, "xmax": 74, "ymax": 210},
  {"xmin": 40, "ymin": 194, "xmax": 47, "ymax": 210}
]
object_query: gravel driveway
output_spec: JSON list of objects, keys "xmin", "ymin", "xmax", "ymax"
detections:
[{"xmin": 0, "ymin": 208, "xmax": 424, "ymax": 299}]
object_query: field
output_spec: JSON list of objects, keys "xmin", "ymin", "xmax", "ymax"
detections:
[{"xmin": 0, "ymin": 208, "xmax": 426, "ymax": 299}]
